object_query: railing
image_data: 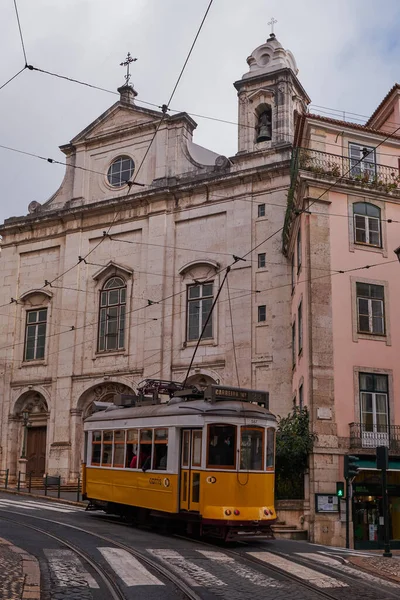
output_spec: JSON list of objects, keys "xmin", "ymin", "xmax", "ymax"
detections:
[
  {"xmin": 0, "ymin": 469, "xmax": 9, "ymax": 489},
  {"xmin": 350, "ymin": 423, "xmax": 400, "ymax": 451},
  {"xmin": 297, "ymin": 147, "xmax": 400, "ymax": 195}
]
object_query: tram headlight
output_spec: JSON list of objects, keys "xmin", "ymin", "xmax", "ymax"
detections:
[{"xmin": 225, "ymin": 509, "xmax": 232, "ymax": 516}]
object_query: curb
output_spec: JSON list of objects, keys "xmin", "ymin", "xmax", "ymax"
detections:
[
  {"xmin": 0, "ymin": 487, "xmax": 86, "ymax": 508},
  {"xmin": 348, "ymin": 555, "xmax": 400, "ymax": 584},
  {"xmin": 0, "ymin": 536, "xmax": 41, "ymax": 599}
]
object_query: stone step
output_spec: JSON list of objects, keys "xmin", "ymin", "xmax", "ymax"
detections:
[{"xmin": 272, "ymin": 526, "xmax": 308, "ymax": 541}]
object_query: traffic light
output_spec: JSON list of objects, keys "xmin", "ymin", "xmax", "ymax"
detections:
[
  {"xmin": 336, "ymin": 481, "xmax": 345, "ymax": 497},
  {"xmin": 344, "ymin": 455, "xmax": 359, "ymax": 479}
]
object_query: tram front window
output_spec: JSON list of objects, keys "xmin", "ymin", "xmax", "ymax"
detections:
[
  {"xmin": 207, "ymin": 424, "xmax": 236, "ymax": 469},
  {"xmin": 240, "ymin": 427, "xmax": 264, "ymax": 470}
]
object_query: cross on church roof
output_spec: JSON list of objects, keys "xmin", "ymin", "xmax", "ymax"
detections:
[
  {"xmin": 120, "ymin": 52, "xmax": 137, "ymax": 86},
  {"xmin": 268, "ymin": 17, "xmax": 277, "ymax": 35}
]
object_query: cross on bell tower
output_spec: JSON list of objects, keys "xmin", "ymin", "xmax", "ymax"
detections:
[
  {"xmin": 120, "ymin": 52, "xmax": 137, "ymax": 86},
  {"xmin": 268, "ymin": 17, "xmax": 277, "ymax": 36}
]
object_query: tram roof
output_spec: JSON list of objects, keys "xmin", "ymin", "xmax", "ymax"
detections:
[{"xmin": 84, "ymin": 399, "xmax": 276, "ymax": 424}]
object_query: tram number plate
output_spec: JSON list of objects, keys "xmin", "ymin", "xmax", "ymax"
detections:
[{"xmin": 250, "ymin": 419, "xmax": 259, "ymax": 424}]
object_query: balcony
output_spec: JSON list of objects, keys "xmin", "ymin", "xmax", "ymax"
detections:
[
  {"xmin": 350, "ymin": 423, "xmax": 400, "ymax": 452},
  {"xmin": 297, "ymin": 147, "xmax": 400, "ymax": 196}
]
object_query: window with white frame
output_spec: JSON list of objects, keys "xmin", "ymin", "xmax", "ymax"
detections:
[
  {"xmin": 353, "ymin": 202, "xmax": 381, "ymax": 247},
  {"xmin": 24, "ymin": 309, "xmax": 47, "ymax": 361},
  {"xmin": 349, "ymin": 143, "xmax": 376, "ymax": 179},
  {"xmin": 187, "ymin": 282, "xmax": 213, "ymax": 341},
  {"xmin": 107, "ymin": 156, "xmax": 135, "ymax": 187},
  {"xmin": 356, "ymin": 282, "xmax": 385, "ymax": 335},
  {"xmin": 98, "ymin": 277, "xmax": 126, "ymax": 352},
  {"xmin": 359, "ymin": 373, "xmax": 389, "ymax": 439}
]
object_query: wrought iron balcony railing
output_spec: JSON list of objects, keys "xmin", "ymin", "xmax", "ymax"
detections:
[
  {"xmin": 349, "ymin": 423, "xmax": 400, "ymax": 451},
  {"xmin": 297, "ymin": 148, "xmax": 400, "ymax": 196}
]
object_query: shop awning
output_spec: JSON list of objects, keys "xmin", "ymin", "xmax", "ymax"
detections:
[{"xmin": 357, "ymin": 457, "xmax": 400, "ymax": 471}]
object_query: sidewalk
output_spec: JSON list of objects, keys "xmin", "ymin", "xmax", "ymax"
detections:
[
  {"xmin": 348, "ymin": 551, "xmax": 400, "ymax": 584},
  {"xmin": 0, "ymin": 537, "xmax": 40, "ymax": 599},
  {"xmin": 0, "ymin": 485, "xmax": 86, "ymax": 507}
]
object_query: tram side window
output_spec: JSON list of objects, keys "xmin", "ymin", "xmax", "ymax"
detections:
[
  {"xmin": 139, "ymin": 429, "xmax": 153, "ymax": 471},
  {"xmin": 126, "ymin": 429, "xmax": 138, "ymax": 468},
  {"xmin": 153, "ymin": 428, "xmax": 168, "ymax": 470},
  {"xmin": 91, "ymin": 431, "xmax": 102, "ymax": 465},
  {"xmin": 113, "ymin": 430, "xmax": 126, "ymax": 468},
  {"xmin": 101, "ymin": 431, "xmax": 113, "ymax": 467},
  {"xmin": 266, "ymin": 427, "xmax": 275, "ymax": 471},
  {"xmin": 240, "ymin": 427, "xmax": 264, "ymax": 471},
  {"xmin": 207, "ymin": 424, "xmax": 236, "ymax": 469}
]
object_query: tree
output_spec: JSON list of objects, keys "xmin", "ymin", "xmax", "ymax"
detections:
[{"xmin": 275, "ymin": 406, "xmax": 316, "ymax": 499}]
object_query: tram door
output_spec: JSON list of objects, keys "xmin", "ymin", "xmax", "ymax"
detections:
[{"xmin": 180, "ymin": 429, "xmax": 202, "ymax": 512}]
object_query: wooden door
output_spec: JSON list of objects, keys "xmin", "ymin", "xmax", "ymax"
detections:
[{"xmin": 27, "ymin": 427, "xmax": 46, "ymax": 477}]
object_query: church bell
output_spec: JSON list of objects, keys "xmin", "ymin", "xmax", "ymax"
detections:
[{"xmin": 256, "ymin": 126, "xmax": 271, "ymax": 143}]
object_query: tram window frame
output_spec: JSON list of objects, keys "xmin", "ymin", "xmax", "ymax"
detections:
[
  {"xmin": 91, "ymin": 431, "xmax": 102, "ymax": 466},
  {"xmin": 206, "ymin": 424, "xmax": 237, "ymax": 470},
  {"xmin": 101, "ymin": 430, "xmax": 113, "ymax": 467},
  {"xmin": 113, "ymin": 430, "xmax": 126, "ymax": 468},
  {"xmin": 126, "ymin": 429, "xmax": 139, "ymax": 468},
  {"xmin": 182, "ymin": 430, "xmax": 190, "ymax": 467},
  {"xmin": 139, "ymin": 429, "xmax": 153, "ymax": 471},
  {"xmin": 240, "ymin": 427, "xmax": 264, "ymax": 471},
  {"xmin": 266, "ymin": 427, "xmax": 275, "ymax": 471},
  {"xmin": 192, "ymin": 431, "xmax": 202, "ymax": 467},
  {"xmin": 153, "ymin": 428, "xmax": 168, "ymax": 470}
]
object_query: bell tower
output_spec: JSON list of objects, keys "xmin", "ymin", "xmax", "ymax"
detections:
[{"xmin": 234, "ymin": 31, "xmax": 310, "ymax": 154}]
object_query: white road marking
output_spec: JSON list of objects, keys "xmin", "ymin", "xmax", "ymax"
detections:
[
  {"xmin": 22, "ymin": 500, "xmax": 80, "ymax": 512},
  {"xmin": 44, "ymin": 549, "xmax": 99, "ymax": 588},
  {"xmin": 147, "ymin": 548, "xmax": 226, "ymax": 587},
  {"xmin": 0, "ymin": 499, "xmax": 75, "ymax": 513},
  {"xmin": 197, "ymin": 550, "xmax": 283, "ymax": 587},
  {"xmin": 0, "ymin": 500, "xmax": 36, "ymax": 510},
  {"xmin": 297, "ymin": 552, "xmax": 400, "ymax": 588},
  {"xmin": 98, "ymin": 547, "xmax": 164, "ymax": 586},
  {"xmin": 248, "ymin": 552, "xmax": 348, "ymax": 589}
]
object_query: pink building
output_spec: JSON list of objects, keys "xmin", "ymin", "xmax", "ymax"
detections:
[{"xmin": 285, "ymin": 85, "xmax": 400, "ymax": 548}]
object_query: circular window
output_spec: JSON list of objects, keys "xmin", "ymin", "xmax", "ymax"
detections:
[{"xmin": 107, "ymin": 156, "xmax": 135, "ymax": 187}]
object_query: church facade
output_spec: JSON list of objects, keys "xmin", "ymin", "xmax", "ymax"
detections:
[{"xmin": 0, "ymin": 34, "xmax": 309, "ymax": 485}]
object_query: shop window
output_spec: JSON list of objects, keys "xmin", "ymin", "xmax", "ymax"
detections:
[
  {"xmin": 91, "ymin": 431, "xmax": 102, "ymax": 466},
  {"xmin": 207, "ymin": 424, "xmax": 236, "ymax": 469},
  {"xmin": 240, "ymin": 427, "xmax": 264, "ymax": 470},
  {"xmin": 266, "ymin": 428, "xmax": 275, "ymax": 470},
  {"xmin": 126, "ymin": 429, "xmax": 138, "ymax": 468},
  {"xmin": 153, "ymin": 428, "xmax": 168, "ymax": 470}
]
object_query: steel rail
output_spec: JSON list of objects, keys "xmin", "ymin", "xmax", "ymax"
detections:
[{"xmin": 0, "ymin": 510, "xmax": 202, "ymax": 600}]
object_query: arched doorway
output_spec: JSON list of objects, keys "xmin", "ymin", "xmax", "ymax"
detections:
[
  {"xmin": 70, "ymin": 381, "xmax": 135, "ymax": 480},
  {"xmin": 13, "ymin": 392, "xmax": 49, "ymax": 477}
]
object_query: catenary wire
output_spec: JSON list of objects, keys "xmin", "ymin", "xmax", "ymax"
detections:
[
  {"xmin": 13, "ymin": 0, "xmax": 28, "ymax": 65},
  {"xmin": 0, "ymin": 66, "xmax": 26, "ymax": 91},
  {"xmin": 226, "ymin": 274, "xmax": 240, "ymax": 387}
]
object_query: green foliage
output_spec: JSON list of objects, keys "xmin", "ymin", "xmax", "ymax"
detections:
[{"xmin": 275, "ymin": 407, "xmax": 316, "ymax": 499}]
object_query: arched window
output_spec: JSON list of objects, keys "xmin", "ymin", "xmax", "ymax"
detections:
[
  {"xmin": 353, "ymin": 202, "xmax": 381, "ymax": 247},
  {"xmin": 98, "ymin": 277, "xmax": 126, "ymax": 352}
]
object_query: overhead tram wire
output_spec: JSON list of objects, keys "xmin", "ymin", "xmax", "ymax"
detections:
[
  {"xmin": 226, "ymin": 274, "xmax": 240, "ymax": 387},
  {"xmin": 13, "ymin": 0, "xmax": 28, "ymax": 65},
  {"xmin": 0, "ymin": 0, "xmax": 216, "ymax": 303},
  {"xmin": 0, "ymin": 256, "xmax": 397, "ymax": 366},
  {"xmin": 0, "ymin": 67, "xmax": 26, "ymax": 91}
]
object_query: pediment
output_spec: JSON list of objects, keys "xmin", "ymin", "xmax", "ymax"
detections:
[
  {"xmin": 92, "ymin": 261, "xmax": 133, "ymax": 282},
  {"xmin": 70, "ymin": 102, "xmax": 164, "ymax": 145}
]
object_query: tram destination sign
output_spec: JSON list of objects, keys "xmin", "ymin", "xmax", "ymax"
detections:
[{"xmin": 205, "ymin": 385, "xmax": 269, "ymax": 407}]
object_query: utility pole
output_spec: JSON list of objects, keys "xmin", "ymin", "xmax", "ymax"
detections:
[{"xmin": 344, "ymin": 455, "xmax": 359, "ymax": 549}]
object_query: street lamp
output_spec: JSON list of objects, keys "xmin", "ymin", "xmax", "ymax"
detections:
[
  {"xmin": 21, "ymin": 410, "xmax": 30, "ymax": 459},
  {"xmin": 395, "ymin": 247, "xmax": 400, "ymax": 263}
]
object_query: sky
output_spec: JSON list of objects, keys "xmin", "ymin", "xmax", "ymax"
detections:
[{"xmin": 1, "ymin": 0, "xmax": 400, "ymax": 223}]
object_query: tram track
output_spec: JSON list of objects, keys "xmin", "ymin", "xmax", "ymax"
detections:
[
  {"xmin": 173, "ymin": 534, "xmax": 400, "ymax": 600},
  {"xmin": 0, "ymin": 510, "xmax": 202, "ymax": 600}
]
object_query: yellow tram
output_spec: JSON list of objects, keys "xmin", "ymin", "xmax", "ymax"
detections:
[{"xmin": 82, "ymin": 380, "xmax": 277, "ymax": 541}]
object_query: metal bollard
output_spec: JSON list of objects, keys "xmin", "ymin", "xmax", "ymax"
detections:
[
  {"xmin": 57, "ymin": 475, "xmax": 61, "ymax": 499},
  {"xmin": 5, "ymin": 469, "xmax": 9, "ymax": 489},
  {"xmin": 17, "ymin": 471, "xmax": 21, "ymax": 491},
  {"xmin": 44, "ymin": 474, "xmax": 48, "ymax": 496},
  {"xmin": 77, "ymin": 476, "xmax": 80, "ymax": 503}
]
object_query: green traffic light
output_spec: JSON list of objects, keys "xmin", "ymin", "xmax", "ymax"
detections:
[
  {"xmin": 337, "ymin": 488, "xmax": 344, "ymax": 497},
  {"xmin": 336, "ymin": 481, "xmax": 345, "ymax": 497}
]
